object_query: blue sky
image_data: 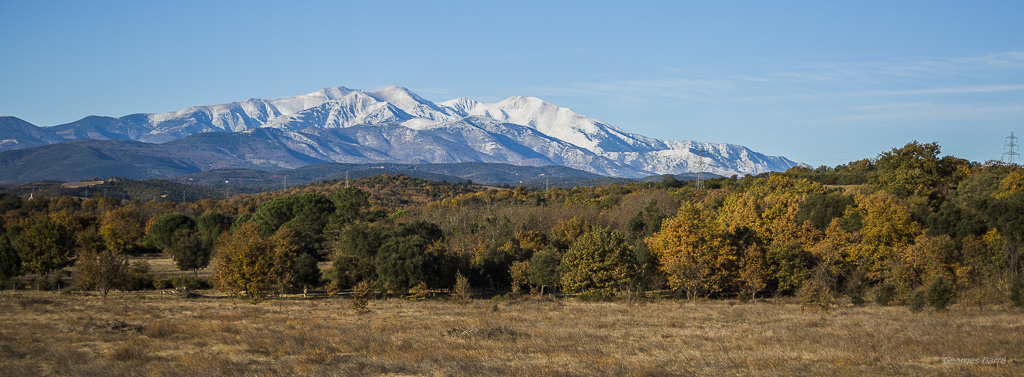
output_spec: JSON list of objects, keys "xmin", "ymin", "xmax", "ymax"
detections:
[{"xmin": 2, "ymin": 1, "xmax": 1022, "ymax": 167}]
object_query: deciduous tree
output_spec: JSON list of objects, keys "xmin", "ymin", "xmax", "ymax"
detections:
[
  {"xmin": 213, "ymin": 223, "xmax": 276, "ymax": 303},
  {"xmin": 16, "ymin": 215, "xmax": 76, "ymax": 278},
  {"xmin": 559, "ymin": 228, "xmax": 641, "ymax": 294}
]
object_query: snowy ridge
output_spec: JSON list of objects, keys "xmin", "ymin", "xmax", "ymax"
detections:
[{"xmin": 18, "ymin": 86, "xmax": 802, "ymax": 178}]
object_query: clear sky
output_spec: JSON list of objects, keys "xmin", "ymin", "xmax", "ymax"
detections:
[{"xmin": 2, "ymin": 1, "xmax": 1022, "ymax": 167}]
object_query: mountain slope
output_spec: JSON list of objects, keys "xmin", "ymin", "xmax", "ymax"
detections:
[
  {"xmin": 0, "ymin": 116, "xmax": 64, "ymax": 151},
  {"xmin": 3, "ymin": 86, "xmax": 802, "ymax": 179}
]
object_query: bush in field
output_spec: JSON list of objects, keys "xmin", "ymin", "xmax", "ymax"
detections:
[
  {"xmin": 407, "ymin": 281, "xmax": 429, "ymax": 300},
  {"xmin": 874, "ymin": 282, "xmax": 897, "ymax": 306},
  {"xmin": 926, "ymin": 275, "xmax": 954, "ymax": 311},
  {"xmin": 453, "ymin": 273, "xmax": 471, "ymax": 304},
  {"xmin": 350, "ymin": 280, "xmax": 375, "ymax": 312},
  {"xmin": 578, "ymin": 289, "xmax": 615, "ymax": 302},
  {"xmin": 798, "ymin": 279, "xmax": 834, "ymax": 312},
  {"xmin": 155, "ymin": 275, "xmax": 212, "ymax": 290},
  {"xmin": 908, "ymin": 288, "xmax": 927, "ymax": 313},
  {"xmin": 797, "ymin": 267, "xmax": 835, "ymax": 312}
]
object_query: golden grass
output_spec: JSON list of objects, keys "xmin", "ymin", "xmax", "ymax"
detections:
[{"xmin": 0, "ymin": 291, "xmax": 1021, "ymax": 376}]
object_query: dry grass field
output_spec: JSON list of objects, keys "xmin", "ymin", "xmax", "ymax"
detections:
[{"xmin": 0, "ymin": 289, "xmax": 1021, "ymax": 377}]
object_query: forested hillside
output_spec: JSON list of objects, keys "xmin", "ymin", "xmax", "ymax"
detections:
[{"xmin": 1, "ymin": 141, "xmax": 1022, "ymax": 310}]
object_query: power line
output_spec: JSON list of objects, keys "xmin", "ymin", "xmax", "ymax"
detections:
[{"xmin": 1004, "ymin": 131, "xmax": 1019, "ymax": 165}]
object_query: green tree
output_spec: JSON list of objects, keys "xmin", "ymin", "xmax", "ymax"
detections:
[
  {"xmin": 874, "ymin": 141, "xmax": 942, "ymax": 199},
  {"xmin": 374, "ymin": 235, "xmax": 443, "ymax": 293},
  {"xmin": 559, "ymin": 228, "xmax": 642, "ymax": 294},
  {"xmin": 528, "ymin": 246, "xmax": 561, "ymax": 294},
  {"xmin": 166, "ymin": 228, "xmax": 210, "ymax": 276},
  {"xmin": 254, "ymin": 193, "xmax": 335, "ymax": 235},
  {"xmin": 987, "ymin": 192, "xmax": 1024, "ymax": 283},
  {"xmin": 797, "ymin": 192, "xmax": 855, "ymax": 231},
  {"xmin": 16, "ymin": 216, "xmax": 77, "ymax": 278},
  {"xmin": 196, "ymin": 211, "xmax": 232, "ymax": 249},
  {"xmin": 0, "ymin": 236, "xmax": 22, "ymax": 283},
  {"xmin": 768, "ymin": 240, "xmax": 813, "ymax": 294},
  {"xmin": 291, "ymin": 253, "xmax": 321, "ymax": 294},
  {"xmin": 147, "ymin": 213, "xmax": 196, "ymax": 251},
  {"xmin": 926, "ymin": 275, "xmax": 954, "ymax": 311},
  {"xmin": 331, "ymin": 187, "xmax": 370, "ymax": 223},
  {"xmin": 330, "ymin": 223, "xmax": 387, "ymax": 288}
]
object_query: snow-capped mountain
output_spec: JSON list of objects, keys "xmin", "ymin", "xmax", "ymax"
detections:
[{"xmin": 0, "ymin": 86, "xmax": 801, "ymax": 178}]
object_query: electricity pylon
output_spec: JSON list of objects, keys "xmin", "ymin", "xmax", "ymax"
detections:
[
  {"xmin": 695, "ymin": 145, "xmax": 707, "ymax": 189},
  {"xmin": 1005, "ymin": 131, "xmax": 1019, "ymax": 165}
]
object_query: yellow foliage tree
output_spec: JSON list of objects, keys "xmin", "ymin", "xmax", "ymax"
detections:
[
  {"xmin": 849, "ymin": 191, "xmax": 922, "ymax": 281},
  {"xmin": 213, "ymin": 223, "xmax": 276, "ymax": 303},
  {"xmin": 994, "ymin": 170, "xmax": 1024, "ymax": 199},
  {"xmin": 99, "ymin": 207, "xmax": 145, "ymax": 255},
  {"xmin": 648, "ymin": 202, "xmax": 728, "ymax": 299}
]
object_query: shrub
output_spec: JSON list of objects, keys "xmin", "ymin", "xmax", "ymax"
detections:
[
  {"xmin": 124, "ymin": 261, "xmax": 154, "ymax": 291},
  {"xmin": 453, "ymin": 273, "xmax": 471, "ymax": 304},
  {"xmin": 797, "ymin": 270, "xmax": 834, "ymax": 312},
  {"xmin": 908, "ymin": 288, "xmax": 926, "ymax": 313},
  {"xmin": 407, "ymin": 281, "xmax": 429, "ymax": 300},
  {"xmin": 926, "ymin": 275, "xmax": 954, "ymax": 312},
  {"xmin": 350, "ymin": 280, "xmax": 375, "ymax": 312},
  {"xmin": 874, "ymin": 283, "xmax": 897, "ymax": 306}
]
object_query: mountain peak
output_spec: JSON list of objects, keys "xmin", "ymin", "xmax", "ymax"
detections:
[
  {"xmin": 1, "ymin": 85, "xmax": 802, "ymax": 178},
  {"xmin": 439, "ymin": 97, "xmax": 480, "ymax": 114},
  {"xmin": 314, "ymin": 86, "xmax": 355, "ymax": 100},
  {"xmin": 369, "ymin": 86, "xmax": 425, "ymax": 104}
]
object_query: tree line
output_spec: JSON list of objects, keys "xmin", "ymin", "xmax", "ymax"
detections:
[{"xmin": 0, "ymin": 142, "xmax": 1022, "ymax": 310}]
